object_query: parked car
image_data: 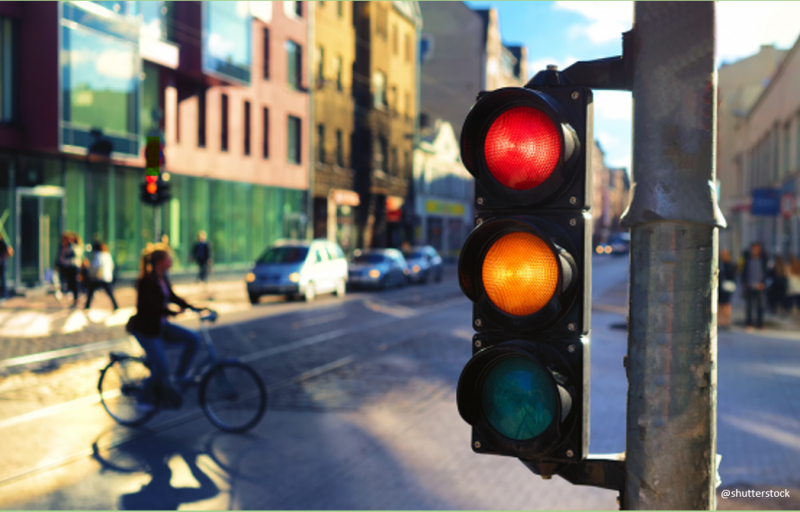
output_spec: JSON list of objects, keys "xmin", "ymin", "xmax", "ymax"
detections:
[
  {"xmin": 607, "ymin": 232, "xmax": 631, "ymax": 256},
  {"xmin": 245, "ymin": 239, "xmax": 348, "ymax": 304},
  {"xmin": 402, "ymin": 245, "xmax": 443, "ymax": 284},
  {"xmin": 348, "ymin": 249, "xmax": 410, "ymax": 289}
]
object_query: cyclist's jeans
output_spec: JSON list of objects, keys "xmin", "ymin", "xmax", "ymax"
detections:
[{"xmin": 133, "ymin": 322, "xmax": 201, "ymax": 402}]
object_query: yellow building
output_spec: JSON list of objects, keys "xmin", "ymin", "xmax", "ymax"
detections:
[
  {"xmin": 352, "ymin": 1, "xmax": 421, "ymax": 249},
  {"xmin": 311, "ymin": 1, "xmax": 358, "ymax": 254}
]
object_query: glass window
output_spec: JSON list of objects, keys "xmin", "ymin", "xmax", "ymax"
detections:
[
  {"xmin": 336, "ymin": 129, "xmax": 344, "ymax": 167},
  {"xmin": 221, "ymin": 93, "xmax": 229, "ymax": 151},
  {"xmin": 198, "ymin": 87, "xmax": 207, "ymax": 147},
  {"xmin": 317, "ymin": 124, "xmax": 325, "ymax": 163},
  {"xmin": 288, "ymin": 115, "xmax": 302, "ymax": 165},
  {"xmin": 232, "ymin": 182, "xmax": 250, "ymax": 263},
  {"xmin": 354, "ymin": 253, "xmax": 385, "ymax": 264},
  {"xmin": 392, "ymin": 24, "xmax": 398, "ymax": 54},
  {"xmin": 203, "ymin": 1, "xmax": 252, "ymax": 84},
  {"xmin": 405, "ymin": 33, "xmax": 410, "ymax": 62},
  {"xmin": 60, "ymin": 20, "xmax": 139, "ymax": 155},
  {"xmin": 210, "ymin": 180, "xmax": 230, "ymax": 264},
  {"xmin": 257, "ymin": 246, "xmax": 309, "ymax": 264},
  {"xmin": 93, "ymin": 1, "xmax": 138, "ymax": 17},
  {"xmin": 0, "ymin": 17, "xmax": 18, "ymax": 122},
  {"xmin": 373, "ymin": 71, "xmax": 386, "ymax": 109},
  {"xmin": 263, "ymin": 107, "xmax": 270, "ymax": 159},
  {"xmin": 315, "ymin": 248, "xmax": 326, "ymax": 263},
  {"xmin": 114, "ymin": 166, "xmax": 142, "ymax": 273},
  {"xmin": 263, "ymin": 27, "xmax": 270, "ymax": 80},
  {"xmin": 139, "ymin": 1, "xmax": 167, "ymax": 40},
  {"xmin": 286, "ymin": 40, "xmax": 302, "ymax": 90},
  {"xmin": 391, "ymin": 146, "xmax": 398, "ymax": 175},
  {"xmin": 251, "ymin": 186, "xmax": 266, "ymax": 260},
  {"xmin": 316, "ymin": 45, "xmax": 324, "ymax": 84},
  {"xmin": 334, "ymin": 55, "xmax": 343, "ymax": 92},
  {"xmin": 244, "ymin": 100, "xmax": 251, "ymax": 155},
  {"xmin": 338, "ymin": 1, "xmax": 344, "ymax": 18},
  {"xmin": 283, "ymin": 1, "xmax": 303, "ymax": 18}
]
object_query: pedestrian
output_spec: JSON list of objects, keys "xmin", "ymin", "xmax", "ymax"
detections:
[
  {"xmin": 718, "ymin": 248, "xmax": 737, "ymax": 329},
  {"xmin": 0, "ymin": 233, "xmax": 14, "ymax": 299},
  {"xmin": 768, "ymin": 255, "xmax": 789, "ymax": 316},
  {"xmin": 85, "ymin": 242, "xmax": 118, "ymax": 311},
  {"xmin": 741, "ymin": 241, "xmax": 768, "ymax": 330},
  {"xmin": 125, "ymin": 245, "xmax": 201, "ymax": 412},
  {"xmin": 785, "ymin": 255, "xmax": 800, "ymax": 316},
  {"xmin": 190, "ymin": 231, "xmax": 212, "ymax": 285},
  {"xmin": 58, "ymin": 232, "xmax": 83, "ymax": 307}
]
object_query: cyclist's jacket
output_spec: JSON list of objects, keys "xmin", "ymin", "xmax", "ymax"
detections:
[{"xmin": 126, "ymin": 273, "xmax": 191, "ymax": 336}]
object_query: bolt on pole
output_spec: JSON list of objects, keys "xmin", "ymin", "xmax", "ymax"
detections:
[{"xmin": 620, "ymin": 2, "xmax": 726, "ymax": 510}]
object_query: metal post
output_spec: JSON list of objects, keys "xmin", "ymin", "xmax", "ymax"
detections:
[
  {"xmin": 620, "ymin": 2, "xmax": 725, "ymax": 509},
  {"xmin": 155, "ymin": 206, "xmax": 161, "ymax": 243}
]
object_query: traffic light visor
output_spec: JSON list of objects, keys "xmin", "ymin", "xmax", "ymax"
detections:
[
  {"xmin": 481, "ymin": 357, "xmax": 557, "ymax": 441},
  {"xmin": 482, "ymin": 232, "xmax": 558, "ymax": 316},
  {"xmin": 484, "ymin": 107, "xmax": 561, "ymax": 191}
]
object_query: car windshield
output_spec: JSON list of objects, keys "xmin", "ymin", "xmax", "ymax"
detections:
[
  {"xmin": 256, "ymin": 246, "xmax": 309, "ymax": 264},
  {"xmin": 353, "ymin": 254, "xmax": 386, "ymax": 264},
  {"xmin": 404, "ymin": 251, "xmax": 426, "ymax": 259}
]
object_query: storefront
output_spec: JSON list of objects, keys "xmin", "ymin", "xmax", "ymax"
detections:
[
  {"xmin": 416, "ymin": 197, "xmax": 470, "ymax": 258},
  {"xmin": 0, "ymin": 151, "xmax": 305, "ymax": 291}
]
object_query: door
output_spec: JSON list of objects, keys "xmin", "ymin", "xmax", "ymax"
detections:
[{"xmin": 16, "ymin": 187, "xmax": 64, "ymax": 289}]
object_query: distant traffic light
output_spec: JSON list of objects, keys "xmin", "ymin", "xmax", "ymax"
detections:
[
  {"xmin": 456, "ymin": 79, "xmax": 593, "ymax": 472},
  {"xmin": 141, "ymin": 136, "xmax": 170, "ymax": 206}
]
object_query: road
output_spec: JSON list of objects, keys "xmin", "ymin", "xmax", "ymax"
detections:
[{"xmin": 0, "ymin": 255, "xmax": 797, "ymax": 509}]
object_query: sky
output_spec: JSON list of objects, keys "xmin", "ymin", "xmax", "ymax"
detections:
[{"xmin": 464, "ymin": 1, "xmax": 800, "ymax": 171}]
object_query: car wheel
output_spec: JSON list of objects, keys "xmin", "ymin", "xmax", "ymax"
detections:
[
  {"xmin": 248, "ymin": 292, "xmax": 260, "ymax": 305},
  {"xmin": 304, "ymin": 282, "xmax": 316, "ymax": 302},
  {"xmin": 335, "ymin": 278, "xmax": 346, "ymax": 297}
]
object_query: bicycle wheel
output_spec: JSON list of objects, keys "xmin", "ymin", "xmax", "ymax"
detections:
[
  {"xmin": 199, "ymin": 361, "xmax": 267, "ymax": 433},
  {"xmin": 98, "ymin": 355, "xmax": 158, "ymax": 427}
]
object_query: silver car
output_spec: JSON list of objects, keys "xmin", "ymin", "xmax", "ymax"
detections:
[{"xmin": 348, "ymin": 249, "xmax": 410, "ymax": 289}]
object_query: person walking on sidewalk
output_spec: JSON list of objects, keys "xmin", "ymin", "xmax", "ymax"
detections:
[
  {"xmin": 741, "ymin": 242, "xmax": 768, "ymax": 330},
  {"xmin": 768, "ymin": 255, "xmax": 789, "ymax": 316},
  {"xmin": 786, "ymin": 255, "xmax": 800, "ymax": 316},
  {"xmin": 58, "ymin": 232, "xmax": 83, "ymax": 307},
  {"xmin": 191, "ymin": 231, "xmax": 212, "ymax": 285},
  {"xmin": 125, "ymin": 246, "xmax": 201, "ymax": 412},
  {"xmin": 85, "ymin": 242, "xmax": 118, "ymax": 311},
  {"xmin": 0, "ymin": 233, "xmax": 14, "ymax": 300},
  {"xmin": 718, "ymin": 248, "xmax": 737, "ymax": 329}
]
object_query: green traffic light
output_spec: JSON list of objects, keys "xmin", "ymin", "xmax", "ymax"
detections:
[{"xmin": 480, "ymin": 357, "xmax": 557, "ymax": 441}]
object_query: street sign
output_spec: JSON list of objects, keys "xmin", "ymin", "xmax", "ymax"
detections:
[{"xmin": 751, "ymin": 188, "xmax": 780, "ymax": 216}]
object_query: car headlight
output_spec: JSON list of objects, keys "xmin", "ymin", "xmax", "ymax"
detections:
[
  {"xmin": 288, "ymin": 272, "xmax": 300, "ymax": 283},
  {"xmin": 412, "ymin": 265, "xmax": 420, "ymax": 273},
  {"xmin": 605, "ymin": 246, "xmax": 613, "ymax": 254},
  {"xmin": 369, "ymin": 269, "xmax": 380, "ymax": 278},
  {"xmin": 246, "ymin": 272, "xmax": 256, "ymax": 283}
]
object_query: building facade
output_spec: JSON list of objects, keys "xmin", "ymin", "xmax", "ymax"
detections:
[
  {"xmin": 717, "ymin": 44, "xmax": 791, "ymax": 256},
  {"xmin": 0, "ymin": 1, "xmax": 311, "ymax": 290},
  {"xmin": 352, "ymin": 1, "xmax": 421, "ymax": 250},
  {"xmin": 310, "ymin": 0, "xmax": 358, "ymax": 255},
  {"xmin": 413, "ymin": 119, "xmax": 472, "ymax": 258}
]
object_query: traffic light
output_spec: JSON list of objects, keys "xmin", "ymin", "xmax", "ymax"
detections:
[
  {"xmin": 456, "ymin": 79, "xmax": 593, "ymax": 474},
  {"xmin": 141, "ymin": 136, "xmax": 171, "ymax": 206}
]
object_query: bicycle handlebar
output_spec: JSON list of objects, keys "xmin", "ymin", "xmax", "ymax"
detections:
[{"xmin": 192, "ymin": 307, "xmax": 218, "ymax": 323}]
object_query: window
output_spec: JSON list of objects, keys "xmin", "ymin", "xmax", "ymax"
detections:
[
  {"xmin": 392, "ymin": 24, "xmax": 398, "ymax": 55},
  {"xmin": 376, "ymin": 4, "xmax": 387, "ymax": 38},
  {"xmin": 286, "ymin": 40, "xmax": 302, "ymax": 90},
  {"xmin": 404, "ymin": 92, "xmax": 410, "ymax": 118},
  {"xmin": 244, "ymin": 100, "xmax": 251, "ymax": 155},
  {"xmin": 318, "ymin": 1, "xmax": 324, "ymax": 6},
  {"xmin": 285, "ymin": 1, "xmax": 303, "ymax": 18},
  {"xmin": 198, "ymin": 88, "xmax": 206, "ymax": 147},
  {"xmin": 784, "ymin": 122, "xmax": 791, "ymax": 177},
  {"xmin": 288, "ymin": 115, "xmax": 302, "ymax": 165},
  {"xmin": 263, "ymin": 28, "xmax": 270, "ymax": 79},
  {"xmin": 373, "ymin": 71, "xmax": 386, "ymax": 109},
  {"xmin": 404, "ymin": 151, "xmax": 410, "ymax": 177},
  {"xmin": 336, "ymin": 129, "xmax": 344, "ymax": 166},
  {"xmin": 404, "ymin": 33, "xmax": 411, "ymax": 63},
  {"xmin": 334, "ymin": 55, "xmax": 343, "ymax": 91},
  {"xmin": 391, "ymin": 86, "xmax": 397, "ymax": 112},
  {"xmin": 377, "ymin": 136, "xmax": 388, "ymax": 173},
  {"xmin": 203, "ymin": 2, "xmax": 252, "ymax": 84},
  {"xmin": 221, "ymin": 93, "xmax": 229, "ymax": 151},
  {"xmin": 317, "ymin": 124, "xmax": 326, "ymax": 163},
  {"xmin": 337, "ymin": 1, "xmax": 343, "ymax": 18},
  {"xmin": 316, "ymin": 45, "xmax": 324, "ymax": 84},
  {"xmin": 262, "ymin": 107, "xmax": 270, "ymax": 158},
  {"xmin": 391, "ymin": 146, "xmax": 398, "ymax": 175}
]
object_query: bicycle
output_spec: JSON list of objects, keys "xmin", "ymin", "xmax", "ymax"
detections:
[{"xmin": 98, "ymin": 308, "xmax": 267, "ymax": 433}]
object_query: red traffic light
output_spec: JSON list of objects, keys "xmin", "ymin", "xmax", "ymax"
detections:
[
  {"xmin": 146, "ymin": 175, "xmax": 158, "ymax": 184},
  {"xmin": 484, "ymin": 107, "xmax": 561, "ymax": 191}
]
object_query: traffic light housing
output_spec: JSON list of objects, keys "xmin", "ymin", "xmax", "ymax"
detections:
[
  {"xmin": 456, "ymin": 82, "xmax": 593, "ymax": 473},
  {"xmin": 141, "ymin": 136, "xmax": 171, "ymax": 206}
]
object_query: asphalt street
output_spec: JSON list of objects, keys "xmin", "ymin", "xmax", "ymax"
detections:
[{"xmin": 0, "ymin": 255, "xmax": 798, "ymax": 509}]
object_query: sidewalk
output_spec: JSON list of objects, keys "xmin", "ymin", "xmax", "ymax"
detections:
[{"xmin": 0, "ymin": 277, "xmax": 248, "ymax": 361}]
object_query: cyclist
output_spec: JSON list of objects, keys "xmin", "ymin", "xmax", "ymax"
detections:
[{"xmin": 126, "ymin": 245, "xmax": 202, "ymax": 412}]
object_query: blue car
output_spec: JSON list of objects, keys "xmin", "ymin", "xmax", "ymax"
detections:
[
  {"xmin": 402, "ymin": 245, "xmax": 443, "ymax": 284},
  {"xmin": 348, "ymin": 249, "xmax": 410, "ymax": 289}
]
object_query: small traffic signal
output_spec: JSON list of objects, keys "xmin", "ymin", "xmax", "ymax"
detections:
[
  {"xmin": 140, "ymin": 176, "xmax": 171, "ymax": 206},
  {"xmin": 456, "ymin": 78, "xmax": 593, "ymax": 473}
]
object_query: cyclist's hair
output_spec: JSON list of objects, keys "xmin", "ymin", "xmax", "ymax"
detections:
[{"xmin": 139, "ymin": 244, "xmax": 171, "ymax": 279}]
